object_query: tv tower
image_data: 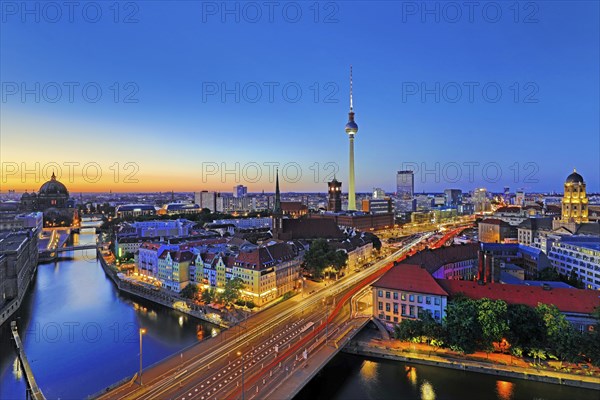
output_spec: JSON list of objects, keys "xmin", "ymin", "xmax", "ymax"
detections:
[{"xmin": 345, "ymin": 66, "xmax": 359, "ymax": 211}]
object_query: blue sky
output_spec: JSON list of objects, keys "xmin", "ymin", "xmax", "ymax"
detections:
[{"xmin": 1, "ymin": 1, "xmax": 598, "ymax": 193}]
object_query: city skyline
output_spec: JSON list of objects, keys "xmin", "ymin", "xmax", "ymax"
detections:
[{"xmin": 1, "ymin": 2, "xmax": 599, "ymax": 193}]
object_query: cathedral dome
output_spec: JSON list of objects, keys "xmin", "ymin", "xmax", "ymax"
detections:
[
  {"xmin": 39, "ymin": 172, "xmax": 69, "ymax": 196},
  {"xmin": 566, "ymin": 169, "xmax": 584, "ymax": 184}
]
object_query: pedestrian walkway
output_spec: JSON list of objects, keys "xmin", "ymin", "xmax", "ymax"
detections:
[{"xmin": 345, "ymin": 332, "xmax": 600, "ymax": 391}]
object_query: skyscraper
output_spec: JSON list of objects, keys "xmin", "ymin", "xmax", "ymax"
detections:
[
  {"xmin": 396, "ymin": 170, "xmax": 414, "ymax": 200},
  {"xmin": 345, "ymin": 66, "xmax": 358, "ymax": 211}
]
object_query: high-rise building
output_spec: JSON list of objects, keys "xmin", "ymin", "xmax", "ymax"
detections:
[
  {"xmin": 396, "ymin": 170, "xmax": 414, "ymax": 200},
  {"xmin": 328, "ymin": 178, "xmax": 342, "ymax": 212},
  {"xmin": 473, "ymin": 188, "xmax": 491, "ymax": 213},
  {"xmin": 561, "ymin": 169, "xmax": 588, "ymax": 223},
  {"xmin": 444, "ymin": 189, "xmax": 463, "ymax": 207},
  {"xmin": 345, "ymin": 66, "xmax": 359, "ymax": 211},
  {"xmin": 233, "ymin": 185, "xmax": 247, "ymax": 198},
  {"xmin": 195, "ymin": 191, "xmax": 218, "ymax": 212}
]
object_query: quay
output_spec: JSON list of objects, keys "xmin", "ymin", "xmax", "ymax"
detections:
[
  {"xmin": 96, "ymin": 249, "xmax": 230, "ymax": 329},
  {"xmin": 10, "ymin": 321, "xmax": 46, "ymax": 400}
]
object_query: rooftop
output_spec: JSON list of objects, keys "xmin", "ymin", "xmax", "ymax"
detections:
[
  {"xmin": 400, "ymin": 243, "xmax": 479, "ymax": 274},
  {"xmin": 374, "ymin": 264, "xmax": 448, "ymax": 296},
  {"xmin": 436, "ymin": 279, "xmax": 600, "ymax": 315}
]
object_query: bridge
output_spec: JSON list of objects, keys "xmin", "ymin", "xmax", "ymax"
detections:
[
  {"xmin": 39, "ymin": 243, "xmax": 101, "ymax": 254},
  {"xmin": 10, "ymin": 321, "xmax": 46, "ymax": 400},
  {"xmin": 94, "ymin": 233, "xmax": 433, "ymax": 400}
]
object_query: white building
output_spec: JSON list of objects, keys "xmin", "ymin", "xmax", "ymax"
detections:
[
  {"xmin": 547, "ymin": 235, "xmax": 600, "ymax": 290},
  {"xmin": 373, "ymin": 264, "xmax": 448, "ymax": 328}
]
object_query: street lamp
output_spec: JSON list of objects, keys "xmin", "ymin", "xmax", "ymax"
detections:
[
  {"xmin": 237, "ymin": 350, "xmax": 245, "ymax": 400},
  {"xmin": 139, "ymin": 328, "xmax": 147, "ymax": 385}
]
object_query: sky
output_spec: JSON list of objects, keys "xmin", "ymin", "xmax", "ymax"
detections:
[{"xmin": 1, "ymin": 1, "xmax": 598, "ymax": 194}]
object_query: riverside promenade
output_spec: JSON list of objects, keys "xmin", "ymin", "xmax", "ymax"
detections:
[
  {"xmin": 96, "ymin": 250, "xmax": 232, "ymax": 329},
  {"xmin": 344, "ymin": 329, "xmax": 600, "ymax": 391}
]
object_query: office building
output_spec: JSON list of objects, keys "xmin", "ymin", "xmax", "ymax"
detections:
[
  {"xmin": 396, "ymin": 170, "xmax": 414, "ymax": 200},
  {"xmin": 195, "ymin": 191, "xmax": 219, "ymax": 212},
  {"xmin": 444, "ymin": 189, "xmax": 462, "ymax": 207}
]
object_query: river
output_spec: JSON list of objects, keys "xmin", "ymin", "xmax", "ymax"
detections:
[
  {"xmin": 1, "ymin": 221, "xmax": 598, "ymax": 399},
  {"xmin": 0, "ymin": 220, "xmax": 219, "ymax": 399},
  {"xmin": 295, "ymin": 353, "xmax": 599, "ymax": 400}
]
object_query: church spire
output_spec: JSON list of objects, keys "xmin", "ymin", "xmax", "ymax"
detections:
[{"xmin": 274, "ymin": 168, "xmax": 281, "ymax": 214}]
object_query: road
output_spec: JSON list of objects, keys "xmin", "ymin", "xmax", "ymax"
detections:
[{"xmin": 97, "ymin": 234, "xmax": 432, "ymax": 400}]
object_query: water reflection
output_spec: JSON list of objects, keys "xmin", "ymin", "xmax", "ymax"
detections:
[
  {"xmin": 406, "ymin": 365, "xmax": 418, "ymax": 386},
  {"xmin": 295, "ymin": 354, "xmax": 600, "ymax": 400},
  {"xmin": 12, "ymin": 358, "xmax": 22, "ymax": 380},
  {"xmin": 496, "ymin": 380, "xmax": 514, "ymax": 400},
  {"xmin": 360, "ymin": 360, "xmax": 377, "ymax": 381},
  {"xmin": 420, "ymin": 380, "xmax": 436, "ymax": 400},
  {"xmin": 0, "ymin": 221, "xmax": 220, "ymax": 399}
]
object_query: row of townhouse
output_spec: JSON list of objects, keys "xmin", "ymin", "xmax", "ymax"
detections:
[
  {"xmin": 194, "ymin": 242, "xmax": 302, "ymax": 306},
  {"xmin": 135, "ymin": 238, "xmax": 302, "ymax": 305}
]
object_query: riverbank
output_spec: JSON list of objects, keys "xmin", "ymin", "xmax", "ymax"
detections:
[
  {"xmin": 344, "ymin": 332, "xmax": 600, "ymax": 391},
  {"xmin": 96, "ymin": 250, "xmax": 230, "ymax": 329},
  {"xmin": 0, "ymin": 263, "xmax": 37, "ymax": 328}
]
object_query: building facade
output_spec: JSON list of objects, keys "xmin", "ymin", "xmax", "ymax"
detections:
[
  {"xmin": 373, "ymin": 264, "xmax": 448, "ymax": 328},
  {"xmin": 561, "ymin": 169, "xmax": 588, "ymax": 223},
  {"xmin": 547, "ymin": 235, "xmax": 600, "ymax": 290},
  {"xmin": 328, "ymin": 178, "xmax": 342, "ymax": 212},
  {"xmin": 396, "ymin": 170, "xmax": 414, "ymax": 200}
]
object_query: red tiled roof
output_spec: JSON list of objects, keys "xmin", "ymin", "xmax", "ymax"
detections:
[
  {"xmin": 436, "ymin": 280, "xmax": 600, "ymax": 315},
  {"xmin": 374, "ymin": 264, "xmax": 448, "ymax": 296},
  {"xmin": 140, "ymin": 242, "xmax": 161, "ymax": 250},
  {"xmin": 172, "ymin": 250, "xmax": 194, "ymax": 262}
]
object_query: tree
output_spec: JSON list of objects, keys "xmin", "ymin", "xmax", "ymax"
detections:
[
  {"xmin": 537, "ymin": 267, "xmax": 560, "ymax": 281},
  {"xmin": 420, "ymin": 310, "xmax": 445, "ymax": 341},
  {"xmin": 507, "ymin": 303, "xmax": 545, "ymax": 350},
  {"xmin": 445, "ymin": 298, "xmax": 482, "ymax": 354},
  {"xmin": 536, "ymin": 303, "xmax": 570, "ymax": 344},
  {"xmin": 201, "ymin": 288, "xmax": 216, "ymax": 304},
  {"xmin": 394, "ymin": 319, "xmax": 423, "ymax": 341},
  {"xmin": 180, "ymin": 283, "xmax": 199, "ymax": 299},
  {"xmin": 477, "ymin": 299, "xmax": 509, "ymax": 351},
  {"xmin": 220, "ymin": 278, "xmax": 244, "ymax": 306},
  {"xmin": 584, "ymin": 306, "xmax": 600, "ymax": 366},
  {"xmin": 528, "ymin": 348, "xmax": 547, "ymax": 367},
  {"xmin": 303, "ymin": 239, "xmax": 347, "ymax": 278},
  {"xmin": 331, "ymin": 250, "xmax": 348, "ymax": 272},
  {"xmin": 303, "ymin": 239, "xmax": 331, "ymax": 278},
  {"xmin": 536, "ymin": 303, "xmax": 580, "ymax": 364}
]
